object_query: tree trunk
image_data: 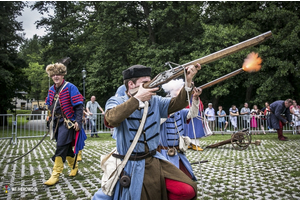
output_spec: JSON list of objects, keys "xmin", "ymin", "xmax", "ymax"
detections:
[
  {"xmin": 245, "ymin": 84, "xmax": 253, "ymax": 103},
  {"xmin": 212, "ymin": 96, "xmax": 220, "ymax": 111},
  {"xmin": 140, "ymin": 2, "xmax": 156, "ymax": 45}
]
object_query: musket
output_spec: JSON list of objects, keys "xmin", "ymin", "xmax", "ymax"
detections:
[{"xmin": 129, "ymin": 31, "xmax": 272, "ymax": 95}]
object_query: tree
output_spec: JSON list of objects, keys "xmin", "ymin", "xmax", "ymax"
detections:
[
  {"xmin": 32, "ymin": 1, "xmax": 90, "ymax": 89},
  {"xmin": 24, "ymin": 1, "xmax": 300, "ymax": 111},
  {"xmin": 194, "ymin": 1, "xmax": 300, "ymax": 110},
  {"xmin": 19, "ymin": 34, "xmax": 49, "ymax": 102},
  {"xmin": 0, "ymin": 1, "xmax": 29, "ymax": 115}
]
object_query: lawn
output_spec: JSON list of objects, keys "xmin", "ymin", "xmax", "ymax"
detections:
[{"xmin": 0, "ymin": 133, "xmax": 300, "ymax": 199}]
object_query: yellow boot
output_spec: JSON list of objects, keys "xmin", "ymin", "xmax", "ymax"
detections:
[
  {"xmin": 44, "ymin": 156, "xmax": 64, "ymax": 186},
  {"xmin": 66, "ymin": 156, "xmax": 78, "ymax": 177},
  {"xmin": 77, "ymin": 150, "xmax": 82, "ymax": 162},
  {"xmin": 192, "ymin": 144, "xmax": 203, "ymax": 151}
]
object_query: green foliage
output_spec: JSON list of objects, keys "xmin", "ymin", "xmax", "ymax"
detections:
[
  {"xmin": 19, "ymin": 34, "xmax": 49, "ymax": 102},
  {"xmin": 11, "ymin": 1, "xmax": 300, "ymax": 112},
  {"xmin": 0, "ymin": 1, "xmax": 29, "ymax": 114},
  {"xmin": 23, "ymin": 62, "xmax": 48, "ymax": 101}
]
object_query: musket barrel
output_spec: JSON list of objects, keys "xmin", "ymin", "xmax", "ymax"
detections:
[
  {"xmin": 129, "ymin": 31, "xmax": 272, "ymax": 95},
  {"xmin": 200, "ymin": 68, "xmax": 244, "ymax": 89},
  {"xmin": 182, "ymin": 31, "xmax": 272, "ymax": 67}
]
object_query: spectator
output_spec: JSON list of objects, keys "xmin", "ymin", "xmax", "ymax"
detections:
[
  {"xmin": 261, "ymin": 102, "xmax": 270, "ymax": 113},
  {"xmin": 217, "ymin": 105, "xmax": 228, "ymax": 134},
  {"xmin": 240, "ymin": 103, "xmax": 251, "ymax": 129},
  {"xmin": 290, "ymin": 100, "xmax": 300, "ymax": 134},
  {"xmin": 205, "ymin": 103, "xmax": 215, "ymax": 132},
  {"xmin": 86, "ymin": 96, "xmax": 105, "ymax": 138},
  {"xmin": 229, "ymin": 105, "xmax": 239, "ymax": 131},
  {"xmin": 250, "ymin": 105, "xmax": 266, "ymax": 135},
  {"xmin": 83, "ymin": 108, "xmax": 90, "ymax": 133},
  {"xmin": 263, "ymin": 104, "xmax": 273, "ymax": 131}
]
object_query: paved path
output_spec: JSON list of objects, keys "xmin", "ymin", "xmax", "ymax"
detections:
[{"xmin": 0, "ymin": 137, "xmax": 300, "ymax": 199}]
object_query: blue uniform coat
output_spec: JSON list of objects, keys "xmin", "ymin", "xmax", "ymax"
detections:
[
  {"xmin": 93, "ymin": 94, "xmax": 172, "ymax": 200},
  {"xmin": 159, "ymin": 110, "xmax": 197, "ymax": 180}
]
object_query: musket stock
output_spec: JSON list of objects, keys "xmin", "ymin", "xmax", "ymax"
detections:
[{"xmin": 129, "ymin": 31, "xmax": 272, "ymax": 95}]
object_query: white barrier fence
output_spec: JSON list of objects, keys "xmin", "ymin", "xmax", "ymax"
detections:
[
  {"xmin": 0, "ymin": 113, "xmax": 296, "ymax": 144},
  {"xmin": 207, "ymin": 114, "xmax": 295, "ymax": 134},
  {"xmin": 83, "ymin": 113, "xmax": 113, "ymax": 136},
  {"xmin": 0, "ymin": 114, "xmax": 14, "ymax": 143},
  {"xmin": 0, "ymin": 113, "xmax": 112, "ymax": 144}
]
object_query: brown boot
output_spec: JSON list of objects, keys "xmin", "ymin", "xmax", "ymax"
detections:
[
  {"xmin": 277, "ymin": 128, "xmax": 288, "ymax": 141},
  {"xmin": 66, "ymin": 156, "xmax": 78, "ymax": 177},
  {"xmin": 44, "ymin": 156, "xmax": 64, "ymax": 186}
]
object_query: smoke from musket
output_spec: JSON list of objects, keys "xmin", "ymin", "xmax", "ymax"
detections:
[{"xmin": 162, "ymin": 79, "xmax": 184, "ymax": 97}]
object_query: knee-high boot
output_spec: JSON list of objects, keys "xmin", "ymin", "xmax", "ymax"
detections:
[
  {"xmin": 277, "ymin": 128, "xmax": 283, "ymax": 139},
  {"xmin": 77, "ymin": 150, "xmax": 82, "ymax": 162},
  {"xmin": 66, "ymin": 156, "xmax": 78, "ymax": 176},
  {"xmin": 44, "ymin": 156, "xmax": 64, "ymax": 186}
]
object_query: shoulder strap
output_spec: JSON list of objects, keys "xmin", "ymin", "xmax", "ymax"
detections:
[
  {"xmin": 49, "ymin": 81, "xmax": 69, "ymax": 139},
  {"xmin": 106, "ymin": 101, "xmax": 149, "ymax": 193}
]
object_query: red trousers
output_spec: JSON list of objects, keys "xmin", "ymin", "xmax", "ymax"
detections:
[
  {"xmin": 277, "ymin": 121, "xmax": 284, "ymax": 139},
  {"xmin": 165, "ymin": 178, "xmax": 195, "ymax": 200}
]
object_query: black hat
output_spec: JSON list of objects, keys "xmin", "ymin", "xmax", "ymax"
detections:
[{"xmin": 122, "ymin": 65, "xmax": 151, "ymax": 80}]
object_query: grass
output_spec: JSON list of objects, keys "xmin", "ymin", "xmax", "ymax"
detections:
[
  {"xmin": 7, "ymin": 110, "xmax": 32, "ymax": 115},
  {"xmin": 1, "ymin": 133, "xmax": 300, "ymax": 199}
]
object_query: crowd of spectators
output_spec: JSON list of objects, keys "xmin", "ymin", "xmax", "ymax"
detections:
[{"xmin": 203, "ymin": 100, "xmax": 300, "ymax": 134}]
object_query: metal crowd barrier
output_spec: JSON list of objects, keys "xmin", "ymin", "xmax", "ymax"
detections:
[
  {"xmin": 0, "ymin": 114, "xmax": 14, "ymax": 143},
  {"xmin": 0, "ymin": 113, "xmax": 296, "ymax": 144},
  {"xmin": 0, "ymin": 113, "xmax": 112, "ymax": 144},
  {"xmin": 205, "ymin": 114, "xmax": 294, "ymax": 134},
  {"xmin": 15, "ymin": 113, "xmax": 112, "ymax": 139},
  {"xmin": 15, "ymin": 114, "xmax": 48, "ymax": 140},
  {"xmin": 82, "ymin": 113, "xmax": 113, "ymax": 136}
]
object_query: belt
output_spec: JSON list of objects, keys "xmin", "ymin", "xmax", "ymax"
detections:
[
  {"xmin": 156, "ymin": 145, "xmax": 182, "ymax": 153},
  {"xmin": 112, "ymin": 149, "xmax": 156, "ymax": 161},
  {"xmin": 54, "ymin": 114, "xmax": 62, "ymax": 118}
]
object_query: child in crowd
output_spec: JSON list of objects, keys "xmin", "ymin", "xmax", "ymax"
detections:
[{"xmin": 217, "ymin": 106, "xmax": 228, "ymax": 134}]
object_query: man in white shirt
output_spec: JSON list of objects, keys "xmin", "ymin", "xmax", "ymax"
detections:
[
  {"xmin": 205, "ymin": 103, "xmax": 215, "ymax": 133},
  {"xmin": 240, "ymin": 102, "xmax": 251, "ymax": 129},
  {"xmin": 86, "ymin": 96, "xmax": 105, "ymax": 138}
]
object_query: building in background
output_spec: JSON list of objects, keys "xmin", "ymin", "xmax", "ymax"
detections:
[{"xmin": 11, "ymin": 91, "xmax": 47, "ymax": 110}]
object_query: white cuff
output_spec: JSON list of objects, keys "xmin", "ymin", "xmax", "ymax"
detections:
[
  {"xmin": 185, "ymin": 86, "xmax": 193, "ymax": 92},
  {"xmin": 187, "ymin": 98, "xmax": 200, "ymax": 120},
  {"xmin": 133, "ymin": 96, "xmax": 145, "ymax": 108}
]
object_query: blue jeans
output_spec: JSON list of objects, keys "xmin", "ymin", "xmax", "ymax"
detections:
[{"xmin": 90, "ymin": 119, "xmax": 97, "ymax": 136}]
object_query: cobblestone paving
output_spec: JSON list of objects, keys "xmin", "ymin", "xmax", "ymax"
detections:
[{"xmin": 0, "ymin": 134, "xmax": 300, "ymax": 200}]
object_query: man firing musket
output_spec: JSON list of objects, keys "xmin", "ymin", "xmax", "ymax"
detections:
[{"xmin": 93, "ymin": 31, "xmax": 272, "ymax": 200}]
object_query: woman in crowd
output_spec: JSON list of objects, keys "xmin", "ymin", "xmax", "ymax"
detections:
[
  {"xmin": 229, "ymin": 105, "xmax": 239, "ymax": 131},
  {"xmin": 250, "ymin": 105, "xmax": 266, "ymax": 135},
  {"xmin": 290, "ymin": 100, "xmax": 300, "ymax": 134}
]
